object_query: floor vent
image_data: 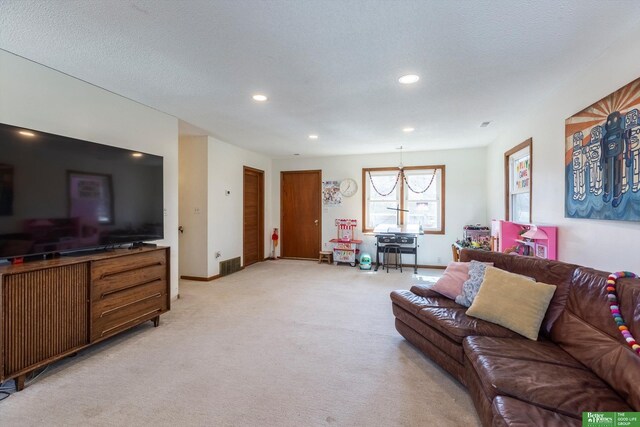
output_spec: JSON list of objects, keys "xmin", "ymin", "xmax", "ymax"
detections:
[{"xmin": 219, "ymin": 257, "xmax": 242, "ymax": 276}]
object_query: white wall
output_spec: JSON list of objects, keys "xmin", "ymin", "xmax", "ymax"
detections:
[
  {"xmin": 179, "ymin": 136, "xmax": 209, "ymax": 278},
  {"xmin": 272, "ymin": 148, "xmax": 487, "ymax": 266},
  {"xmin": 0, "ymin": 50, "xmax": 180, "ymax": 297},
  {"xmin": 207, "ymin": 137, "xmax": 272, "ymax": 277},
  {"xmin": 486, "ymin": 24, "xmax": 640, "ymax": 273}
]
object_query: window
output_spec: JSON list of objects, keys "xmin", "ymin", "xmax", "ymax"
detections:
[
  {"xmin": 362, "ymin": 165, "xmax": 444, "ymax": 234},
  {"xmin": 505, "ymin": 139, "xmax": 532, "ymax": 223}
]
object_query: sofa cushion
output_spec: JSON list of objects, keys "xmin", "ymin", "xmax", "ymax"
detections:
[
  {"xmin": 466, "ymin": 266, "xmax": 556, "ymax": 340},
  {"xmin": 463, "ymin": 336, "xmax": 632, "ymax": 418},
  {"xmin": 410, "ymin": 285, "xmax": 449, "ymax": 299},
  {"xmin": 390, "ymin": 290, "xmax": 459, "ymax": 316},
  {"xmin": 492, "ymin": 396, "xmax": 581, "ymax": 427},
  {"xmin": 550, "ymin": 267, "xmax": 640, "ymax": 410},
  {"xmin": 416, "ymin": 306, "xmax": 521, "ymax": 344},
  {"xmin": 392, "ymin": 304, "xmax": 466, "ymax": 366},
  {"xmin": 459, "ymin": 249, "xmax": 578, "ymax": 335},
  {"xmin": 394, "ymin": 318, "xmax": 466, "ymax": 383}
]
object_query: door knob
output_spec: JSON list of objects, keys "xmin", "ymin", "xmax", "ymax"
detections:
[{"xmin": 314, "ymin": 219, "xmax": 319, "ymax": 226}]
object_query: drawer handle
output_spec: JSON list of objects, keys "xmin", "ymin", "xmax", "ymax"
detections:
[
  {"xmin": 99, "ymin": 293, "xmax": 162, "ymax": 317},
  {"xmin": 101, "ymin": 277, "xmax": 163, "ymax": 298},
  {"xmin": 100, "ymin": 261, "xmax": 164, "ymax": 279},
  {"xmin": 100, "ymin": 309, "xmax": 162, "ymax": 336}
]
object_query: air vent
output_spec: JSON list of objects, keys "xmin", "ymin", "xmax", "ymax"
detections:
[
  {"xmin": 219, "ymin": 257, "xmax": 242, "ymax": 276},
  {"xmin": 480, "ymin": 121, "xmax": 491, "ymax": 128}
]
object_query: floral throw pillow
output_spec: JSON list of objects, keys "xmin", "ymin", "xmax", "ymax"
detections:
[{"xmin": 455, "ymin": 260, "xmax": 490, "ymax": 307}]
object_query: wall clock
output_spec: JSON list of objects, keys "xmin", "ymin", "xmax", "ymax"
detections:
[{"xmin": 340, "ymin": 178, "xmax": 358, "ymax": 197}]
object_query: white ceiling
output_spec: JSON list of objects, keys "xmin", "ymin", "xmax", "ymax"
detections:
[{"xmin": 2, "ymin": 1, "xmax": 640, "ymax": 158}]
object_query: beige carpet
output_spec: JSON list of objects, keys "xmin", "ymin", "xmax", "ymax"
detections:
[{"xmin": 0, "ymin": 260, "xmax": 480, "ymax": 427}]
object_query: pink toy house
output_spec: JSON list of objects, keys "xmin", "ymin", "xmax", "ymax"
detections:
[{"xmin": 492, "ymin": 220, "xmax": 558, "ymax": 260}]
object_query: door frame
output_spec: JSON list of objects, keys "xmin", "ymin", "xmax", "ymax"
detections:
[
  {"xmin": 280, "ymin": 169, "xmax": 322, "ymax": 259},
  {"xmin": 243, "ymin": 166, "xmax": 265, "ymax": 266}
]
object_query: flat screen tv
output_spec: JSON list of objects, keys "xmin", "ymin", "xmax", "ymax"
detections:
[{"xmin": 0, "ymin": 122, "xmax": 164, "ymax": 260}]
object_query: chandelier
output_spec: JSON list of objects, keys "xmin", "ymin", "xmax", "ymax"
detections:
[{"xmin": 367, "ymin": 146, "xmax": 436, "ymax": 196}]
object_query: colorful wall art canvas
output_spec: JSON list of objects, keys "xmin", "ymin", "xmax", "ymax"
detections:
[{"xmin": 565, "ymin": 78, "xmax": 640, "ymax": 221}]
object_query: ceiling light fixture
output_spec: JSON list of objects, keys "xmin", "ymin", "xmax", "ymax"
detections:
[
  {"xmin": 398, "ymin": 74, "xmax": 420, "ymax": 84},
  {"xmin": 252, "ymin": 94, "xmax": 268, "ymax": 102},
  {"xmin": 19, "ymin": 130, "xmax": 35, "ymax": 137},
  {"xmin": 397, "ymin": 145, "xmax": 404, "ymax": 170},
  {"xmin": 132, "ymin": 152, "xmax": 143, "ymax": 157},
  {"xmin": 308, "ymin": 134, "xmax": 318, "ymax": 140},
  {"xmin": 402, "ymin": 127, "xmax": 415, "ymax": 133},
  {"xmin": 480, "ymin": 121, "xmax": 491, "ymax": 128}
]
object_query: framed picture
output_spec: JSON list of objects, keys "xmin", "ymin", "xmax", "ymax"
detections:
[
  {"xmin": 322, "ymin": 180, "xmax": 342, "ymax": 206},
  {"xmin": 535, "ymin": 243, "xmax": 548, "ymax": 259},
  {"xmin": 565, "ymin": 77, "xmax": 640, "ymax": 221},
  {"xmin": 68, "ymin": 171, "xmax": 114, "ymax": 224}
]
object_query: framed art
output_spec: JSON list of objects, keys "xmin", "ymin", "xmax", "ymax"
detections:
[
  {"xmin": 322, "ymin": 180, "xmax": 342, "ymax": 206},
  {"xmin": 535, "ymin": 243, "xmax": 548, "ymax": 259},
  {"xmin": 68, "ymin": 171, "xmax": 114, "ymax": 224},
  {"xmin": 565, "ymin": 77, "xmax": 640, "ymax": 221}
]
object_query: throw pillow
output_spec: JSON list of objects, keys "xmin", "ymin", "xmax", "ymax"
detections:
[
  {"xmin": 431, "ymin": 262, "xmax": 470, "ymax": 299},
  {"xmin": 455, "ymin": 260, "xmax": 490, "ymax": 307},
  {"xmin": 466, "ymin": 266, "xmax": 557, "ymax": 340}
]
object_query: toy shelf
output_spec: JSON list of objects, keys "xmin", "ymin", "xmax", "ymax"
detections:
[
  {"xmin": 494, "ymin": 220, "xmax": 557, "ymax": 260},
  {"xmin": 331, "ymin": 219, "xmax": 362, "ymax": 267}
]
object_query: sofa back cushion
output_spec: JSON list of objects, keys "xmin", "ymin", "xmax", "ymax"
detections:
[
  {"xmin": 459, "ymin": 249, "xmax": 578, "ymax": 334},
  {"xmin": 550, "ymin": 267, "xmax": 640, "ymax": 410}
]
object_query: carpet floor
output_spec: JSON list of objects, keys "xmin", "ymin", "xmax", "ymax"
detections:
[{"xmin": 0, "ymin": 259, "xmax": 480, "ymax": 427}]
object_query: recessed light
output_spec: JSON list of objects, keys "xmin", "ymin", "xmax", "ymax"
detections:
[
  {"xmin": 294, "ymin": 153, "xmax": 300, "ymax": 156},
  {"xmin": 480, "ymin": 121, "xmax": 491, "ymax": 128},
  {"xmin": 19, "ymin": 130, "xmax": 35, "ymax": 137},
  {"xmin": 309, "ymin": 134, "xmax": 319, "ymax": 140},
  {"xmin": 402, "ymin": 127, "xmax": 415, "ymax": 133},
  {"xmin": 132, "ymin": 152, "xmax": 143, "ymax": 157},
  {"xmin": 252, "ymin": 94, "xmax": 268, "ymax": 102},
  {"xmin": 398, "ymin": 74, "xmax": 420, "ymax": 84}
]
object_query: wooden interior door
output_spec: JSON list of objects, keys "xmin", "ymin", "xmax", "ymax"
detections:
[
  {"xmin": 243, "ymin": 166, "xmax": 264, "ymax": 267},
  {"xmin": 281, "ymin": 170, "xmax": 322, "ymax": 259}
]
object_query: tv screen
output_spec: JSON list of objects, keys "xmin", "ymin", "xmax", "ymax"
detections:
[{"xmin": 0, "ymin": 122, "xmax": 164, "ymax": 259}]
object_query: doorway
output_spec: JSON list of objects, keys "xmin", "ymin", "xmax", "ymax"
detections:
[
  {"xmin": 243, "ymin": 166, "xmax": 264, "ymax": 267},
  {"xmin": 280, "ymin": 170, "xmax": 322, "ymax": 259}
]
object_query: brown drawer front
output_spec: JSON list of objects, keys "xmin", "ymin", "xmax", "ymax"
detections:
[
  {"xmin": 93, "ymin": 264, "xmax": 166, "ymax": 301},
  {"xmin": 92, "ymin": 250, "xmax": 165, "ymax": 282},
  {"xmin": 92, "ymin": 292, "xmax": 166, "ymax": 342},
  {"xmin": 93, "ymin": 279, "xmax": 167, "ymax": 320}
]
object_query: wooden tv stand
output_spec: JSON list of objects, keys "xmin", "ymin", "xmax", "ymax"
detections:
[{"xmin": 0, "ymin": 246, "xmax": 170, "ymax": 391}]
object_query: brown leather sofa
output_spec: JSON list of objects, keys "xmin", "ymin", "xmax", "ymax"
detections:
[{"xmin": 390, "ymin": 249, "xmax": 640, "ymax": 426}]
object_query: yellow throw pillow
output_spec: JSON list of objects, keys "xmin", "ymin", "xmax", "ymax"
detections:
[{"xmin": 466, "ymin": 266, "xmax": 557, "ymax": 340}]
